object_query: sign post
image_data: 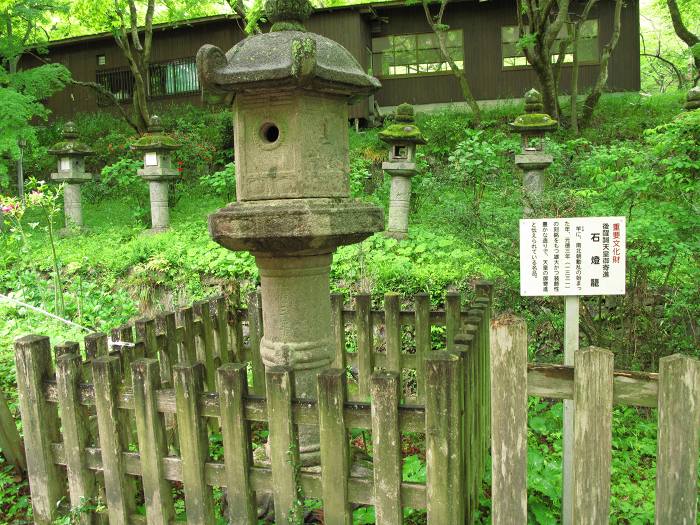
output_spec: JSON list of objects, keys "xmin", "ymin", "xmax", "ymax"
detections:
[{"xmin": 520, "ymin": 217, "xmax": 626, "ymax": 524}]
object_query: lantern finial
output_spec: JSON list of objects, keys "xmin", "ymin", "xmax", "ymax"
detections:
[{"xmin": 265, "ymin": 0, "xmax": 313, "ymax": 32}]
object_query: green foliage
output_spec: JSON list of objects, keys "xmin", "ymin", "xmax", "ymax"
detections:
[
  {"xmin": 100, "ymin": 157, "xmax": 150, "ymax": 225},
  {"xmin": 200, "ymin": 162, "xmax": 236, "ymax": 200}
]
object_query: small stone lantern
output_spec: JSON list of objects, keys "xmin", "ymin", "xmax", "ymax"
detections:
[
  {"xmin": 379, "ymin": 103, "xmax": 426, "ymax": 240},
  {"xmin": 510, "ymin": 88, "xmax": 558, "ymax": 217},
  {"xmin": 684, "ymin": 86, "xmax": 700, "ymax": 111},
  {"xmin": 131, "ymin": 116, "xmax": 180, "ymax": 232},
  {"xmin": 49, "ymin": 122, "xmax": 93, "ymax": 230},
  {"xmin": 198, "ymin": 0, "xmax": 383, "ymax": 464}
]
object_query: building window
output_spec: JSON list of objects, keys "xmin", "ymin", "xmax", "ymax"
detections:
[
  {"xmin": 97, "ymin": 54, "xmax": 106, "ymax": 66},
  {"xmin": 95, "ymin": 57, "xmax": 199, "ymax": 105},
  {"xmin": 372, "ymin": 30, "xmax": 464, "ymax": 77},
  {"xmin": 501, "ymin": 20, "xmax": 598, "ymax": 69},
  {"xmin": 149, "ymin": 57, "xmax": 199, "ymax": 97},
  {"xmin": 96, "ymin": 67, "xmax": 134, "ymax": 104}
]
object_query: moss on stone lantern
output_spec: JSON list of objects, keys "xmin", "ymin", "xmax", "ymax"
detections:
[
  {"xmin": 131, "ymin": 116, "xmax": 180, "ymax": 232},
  {"xmin": 379, "ymin": 103, "xmax": 426, "ymax": 239},
  {"xmin": 48, "ymin": 122, "xmax": 93, "ymax": 230},
  {"xmin": 197, "ymin": 0, "xmax": 384, "ymax": 466}
]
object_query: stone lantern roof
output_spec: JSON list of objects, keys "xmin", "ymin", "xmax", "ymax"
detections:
[
  {"xmin": 48, "ymin": 122, "xmax": 93, "ymax": 156},
  {"xmin": 509, "ymin": 89, "xmax": 558, "ymax": 133},
  {"xmin": 197, "ymin": 0, "xmax": 380, "ymax": 104},
  {"xmin": 684, "ymin": 86, "xmax": 700, "ymax": 111},
  {"xmin": 379, "ymin": 103, "xmax": 427, "ymax": 145},
  {"xmin": 131, "ymin": 116, "xmax": 180, "ymax": 151}
]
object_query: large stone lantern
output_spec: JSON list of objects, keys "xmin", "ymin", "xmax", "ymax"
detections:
[
  {"xmin": 48, "ymin": 122, "xmax": 93, "ymax": 230},
  {"xmin": 379, "ymin": 103, "xmax": 426, "ymax": 240},
  {"xmin": 198, "ymin": 0, "xmax": 383, "ymax": 464},
  {"xmin": 510, "ymin": 88, "xmax": 557, "ymax": 217},
  {"xmin": 131, "ymin": 116, "xmax": 180, "ymax": 232}
]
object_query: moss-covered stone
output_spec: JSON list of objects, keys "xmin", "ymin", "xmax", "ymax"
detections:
[
  {"xmin": 509, "ymin": 113, "xmax": 558, "ymax": 132},
  {"xmin": 524, "ymin": 88, "xmax": 544, "ymax": 113},
  {"xmin": 395, "ymin": 103, "xmax": 415, "ymax": 123},
  {"xmin": 291, "ymin": 36, "xmax": 316, "ymax": 79},
  {"xmin": 49, "ymin": 122, "xmax": 93, "ymax": 155},
  {"xmin": 266, "ymin": 0, "xmax": 312, "ymax": 31},
  {"xmin": 132, "ymin": 115, "xmax": 180, "ymax": 150},
  {"xmin": 379, "ymin": 124, "xmax": 426, "ymax": 144}
]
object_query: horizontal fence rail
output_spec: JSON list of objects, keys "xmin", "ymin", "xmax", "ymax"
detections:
[
  {"xmin": 14, "ymin": 283, "xmax": 493, "ymax": 524},
  {"xmin": 490, "ymin": 314, "xmax": 700, "ymax": 525}
]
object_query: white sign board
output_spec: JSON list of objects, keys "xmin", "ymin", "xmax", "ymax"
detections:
[
  {"xmin": 60, "ymin": 157, "xmax": 71, "ymax": 171},
  {"xmin": 520, "ymin": 217, "xmax": 626, "ymax": 296},
  {"xmin": 144, "ymin": 152, "xmax": 159, "ymax": 167}
]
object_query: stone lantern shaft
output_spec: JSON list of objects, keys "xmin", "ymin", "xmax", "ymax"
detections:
[{"xmin": 198, "ymin": 0, "xmax": 383, "ymax": 466}]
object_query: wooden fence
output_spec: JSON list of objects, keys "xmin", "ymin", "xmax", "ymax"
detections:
[
  {"xmin": 14, "ymin": 285, "xmax": 493, "ymax": 524},
  {"xmin": 490, "ymin": 315, "xmax": 700, "ymax": 524}
]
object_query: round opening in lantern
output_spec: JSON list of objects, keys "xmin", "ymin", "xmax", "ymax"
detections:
[{"xmin": 260, "ymin": 123, "xmax": 280, "ymax": 144}]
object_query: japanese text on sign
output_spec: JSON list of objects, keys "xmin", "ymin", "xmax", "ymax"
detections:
[{"xmin": 520, "ymin": 217, "xmax": 626, "ymax": 296}]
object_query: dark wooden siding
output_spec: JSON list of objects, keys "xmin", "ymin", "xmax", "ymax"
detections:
[
  {"xmin": 372, "ymin": 0, "xmax": 640, "ymax": 107},
  {"xmin": 21, "ymin": 0, "xmax": 640, "ymax": 120}
]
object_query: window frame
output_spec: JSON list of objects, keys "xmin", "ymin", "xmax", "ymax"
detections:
[
  {"xmin": 94, "ymin": 56, "xmax": 200, "ymax": 105},
  {"xmin": 372, "ymin": 29, "xmax": 465, "ymax": 79},
  {"xmin": 500, "ymin": 20, "xmax": 599, "ymax": 72}
]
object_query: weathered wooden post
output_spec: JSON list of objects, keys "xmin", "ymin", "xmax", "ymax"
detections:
[
  {"xmin": 197, "ymin": 0, "xmax": 383, "ymax": 472},
  {"xmin": 379, "ymin": 103, "xmax": 426, "ymax": 240},
  {"xmin": 49, "ymin": 122, "xmax": 93, "ymax": 231},
  {"xmin": 684, "ymin": 85, "xmax": 700, "ymax": 111},
  {"xmin": 132, "ymin": 115, "xmax": 180, "ymax": 232},
  {"xmin": 510, "ymin": 89, "xmax": 557, "ymax": 218}
]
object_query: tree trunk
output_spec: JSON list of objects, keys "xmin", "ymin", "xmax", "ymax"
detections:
[
  {"xmin": 581, "ymin": 0, "xmax": 623, "ymax": 127},
  {"xmin": 666, "ymin": 0, "xmax": 700, "ymax": 81},
  {"xmin": 422, "ymin": 0, "xmax": 481, "ymax": 124}
]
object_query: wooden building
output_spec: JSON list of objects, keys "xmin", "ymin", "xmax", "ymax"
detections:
[{"xmin": 22, "ymin": 0, "xmax": 640, "ymax": 122}]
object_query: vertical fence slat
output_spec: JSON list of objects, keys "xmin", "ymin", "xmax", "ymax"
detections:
[
  {"xmin": 490, "ymin": 315, "xmax": 527, "ymax": 525},
  {"xmin": 265, "ymin": 366, "xmax": 302, "ymax": 525},
  {"xmin": 160, "ymin": 312, "xmax": 178, "ymax": 371},
  {"xmin": 14, "ymin": 336, "xmax": 65, "ymax": 524},
  {"xmin": 136, "ymin": 318, "xmax": 157, "ymax": 359},
  {"xmin": 56, "ymin": 354, "xmax": 96, "ymax": 525},
  {"xmin": 85, "ymin": 332, "xmax": 109, "ymax": 360},
  {"xmin": 356, "ymin": 294, "xmax": 374, "ymax": 400},
  {"xmin": 174, "ymin": 363, "xmax": 216, "ymax": 524},
  {"xmin": 218, "ymin": 363, "xmax": 257, "ymax": 525},
  {"xmin": 426, "ymin": 352, "xmax": 464, "ymax": 525},
  {"xmin": 318, "ymin": 369, "xmax": 351, "ymax": 525},
  {"xmin": 93, "ymin": 356, "xmax": 134, "ymax": 524},
  {"xmin": 178, "ymin": 306, "xmax": 197, "ymax": 364},
  {"xmin": 455, "ymin": 334, "xmax": 476, "ymax": 522},
  {"xmin": 54, "ymin": 340, "xmax": 80, "ymax": 360},
  {"xmin": 384, "ymin": 293, "xmax": 401, "ymax": 373},
  {"xmin": 445, "ymin": 292, "xmax": 460, "ymax": 352},
  {"xmin": 572, "ymin": 346, "xmax": 613, "ymax": 524},
  {"xmin": 370, "ymin": 371, "xmax": 402, "ymax": 525},
  {"xmin": 414, "ymin": 293, "xmax": 430, "ymax": 402},
  {"xmin": 655, "ymin": 354, "xmax": 699, "ymax": 524},
  {"xmin": 195, "ymin": 300, "xmax": 217, "ymax": 391},
  {"xmin": 132, "ymin": 359, "xmax": 174, "ymax": 525},
  {"xmin": 0, "ymin": 387, "xmax": 25, "ymax": 474},
  {"xmin": 331, "ymin": 294, "xmax": 347, "ymax": 370},
  {"xmin": 248, "ymin": 290, "xmax": 266, "ymax": 395},
  {"xmin": 228, "ymin": 291, "xmax": 245, "ymax": 363},
  {"xmin": 111, "ymin": 325, "xmax": 134, "ymax": 382},
  {"xmin": 215, "ymin": 296, "xmax": 232, "ymax": 364}
]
